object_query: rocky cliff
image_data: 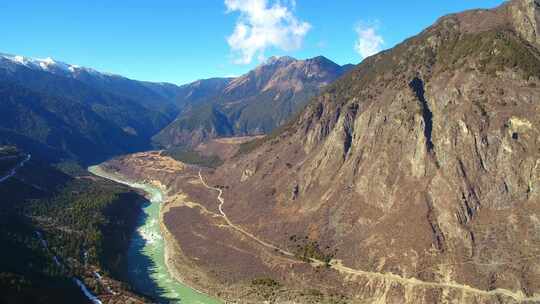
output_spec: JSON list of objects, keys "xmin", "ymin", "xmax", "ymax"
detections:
[{"xmin": 208, "ymin": 0, "xmax": 540, "ymax": 302}]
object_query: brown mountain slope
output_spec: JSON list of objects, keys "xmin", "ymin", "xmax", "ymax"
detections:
[
  {"xmin": 206, "ymin": 0, "xmax": 540, "ymax": 301},
  {"xmin": 101, "ymin": 1, "xmax": 540, "ymax": 303},
  {"xmin": 152, "ymin": 56, "xmax": 352, "ymax": 148}
]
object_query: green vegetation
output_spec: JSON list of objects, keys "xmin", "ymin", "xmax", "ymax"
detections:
[
  {"xmin": 0, "ymin": 79, "xmax": 171, "ymax": 165},
  {"xmin": 236, "ymin": 137, "xmax": 266, "ymax": 155},
  {"xmin": 236, "ymin": 109, "xmax": 302, "ymax": 155},
  {"xmin": 0, "ymin": 147, "xmax": 24, "ymax": 175},
  {"xmin": 437, "ymin": 29, "xmax": 540, "ymax": 79},
  {"xmin": 249, "ymin": 277, "xmax": 348, "ymax": 304},
  {"xmin": 53, "ymin": 160, "xmax": 88, "ymax": 176},
  {"xmin": 163, "ymin": 146, "xmax": 223, "ymax": 168},
  {"xmin": 251, "ymin": 277, "xmax": 281, "ymax": 288},
  {"xmin": 289, "ymin": 235, "xmax": 337, "ymax": 267},
  {"xmin": 250, "ymin": 277, "xmax": 282, "ymax": 303},
  {"xmin": 176, "ymin": 103, "xmax": 232, "ymax": 133},
  {"xmin": 0, "ymin": 157, "xmax": 21, "ymax": 175},
  {"xmin": 152, "ymin": 103, "xmax": 234, "ymax": 148},
  {"xmin": 23, "ymin": 179, "xmax": 142, "ymax": 278},
  {"xmin": 0, "ymin": 158, "xmax": 144, "ymax": 302}
]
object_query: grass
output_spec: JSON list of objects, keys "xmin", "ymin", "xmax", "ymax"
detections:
[
  {"xmin": 437, "ymin": 29, "xmax": 540, "ymax": 79},
  {"xmin": 236, "ymin": 108, "xmax": 303, "ymax": 155},
  {"xmin": 250, "ymin": 277, "xmax": 282, "ymax": 303},
  {"xmin": 289, "ymin": 235, "xmax": 337, "ymax": 267},
  {"xmin": 251, "ymin": 277, "xmax": 281, "ymax": 288},
  {"xmin": 53, "ymin": 160, "xmax": 88, "ymax": 176},
  {"xmin": 163, "ymin": 146, "xmax": 223, "ymax": 168}
]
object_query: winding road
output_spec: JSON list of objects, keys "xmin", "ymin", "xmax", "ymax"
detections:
[
  {"xmin": 0, "ymin": 154, "xmax": 31, "ymax": 183},
  {"xmin": 197, "ymin": 170, "xmax": 540, "ymax": 302},
  {"xmin": 198, "ymin": 170, "xmax": 295, "ymax": 258}
]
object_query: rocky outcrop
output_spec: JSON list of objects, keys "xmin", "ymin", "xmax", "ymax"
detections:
[
  {"xmin": 509, "ymin": 0, "xmax": 540, "ymax": 47},
  {"xmin": 207, "ymin": 0, "xmax": 540, "ymax": 302}
]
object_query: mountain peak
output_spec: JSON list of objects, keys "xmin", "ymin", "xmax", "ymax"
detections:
[
  {"xmin": 263, "ymin": 55, "xmax": 341, "ymax": 67},
  {"xmin": 154, "ymin": 54, "xmax": 350, "ymax": 148},
  {"xmin": 308, "ymin": 55, "xmax": 332, "ymax": 63},
  {"xmin": 264, "ymin": 55, "xmax": 296, "ymax": 65},
  {"xmin": 429, "ymin": 0, "xmax": 540, "ymax": 47},
  {"xmin": 0, "ymin": 52, "xmax": 118, "ymax": 79}
]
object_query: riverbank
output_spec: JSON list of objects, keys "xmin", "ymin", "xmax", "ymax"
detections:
[
  {"xmin": 88, "ymin": 164, "xmax": 221, "ymax": 304},
  {"xmin": 160, "ymin": 209, "xmax": 211, "ymax": 299}
]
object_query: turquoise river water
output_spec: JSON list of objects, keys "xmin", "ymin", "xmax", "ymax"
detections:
[{"xmin": 88, "ymin": 165, "xmax": 221, "ymax": 304}]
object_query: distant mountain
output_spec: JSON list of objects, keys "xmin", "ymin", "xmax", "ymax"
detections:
[
  {"xmin": 0, "ymin": 53, "xmax": 183, "ymax": 164},
  {"xmin": 0, "ymin": 52, "xmax": 351, "ymax": 162},
  {"xmin": 0, "ymin": 82, "xmax": 149, "ymax": 164},
  {"xmin": 0, "ymin": 53, "xmax": 180, "ymax": 113},
  {"xmin": 0, "ymin": 53, "xmax": 231, "ymax": 112},
  {"xmin": 153, "ymin": 56, "xmax": 353, "ymax": 148},
  {"xmin": 174, "ymin": 77, "xmax": 233, "ymax": 106}
]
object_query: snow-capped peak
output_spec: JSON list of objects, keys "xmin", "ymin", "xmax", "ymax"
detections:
[
  {"xmin": 0, "ymin": 52, "xmax": 117, "ymax": 79},
  {"xmin": 42, "ymin": 57, "xmax": 55, "ymax": 65},
  {"xmin": 38, "ymin": 57, "xmax": 71, "ymax": 73},
  {"xmin": 13, "ymin": 55, "xmax": 27, "ymax": 64}
]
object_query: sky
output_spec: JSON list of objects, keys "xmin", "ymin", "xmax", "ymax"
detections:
[{"xmin": 1, "ymin": 0, "xmax": 505, "ymax": 85}]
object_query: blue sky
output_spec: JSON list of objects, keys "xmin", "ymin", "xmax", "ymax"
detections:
[{"xmin": 1, "ymin": 0, "xmax": 504, "ymax": 85}]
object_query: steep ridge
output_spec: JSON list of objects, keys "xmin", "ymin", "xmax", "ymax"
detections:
[
  {"xmin": 0, "ymin": 82, "xmax": 154, "ymax": 164},
  {"xmin": 207, "ymin": 0, "xmax": 540, "ymax": 302},
  {"xmin": 0, "ymin": 53, "xmax": 179, "ymax": 117},
  {"xmin": 153, "ymin": 56, "xmax": 353, "ymax": 148},
  {"xmin": 0, "ymin": 54, "xmax": 185, "ymax": 164},
  {"xmin": 1, "ymin": 52, "xmax": 348, "ymax": 161},
  {"xmin": 0, "ymin": 56, "xmax": 180, "ymax": 164},
  {"xmin": 173, "ymin": 77, "xmax": 233, "ymax": 108}
]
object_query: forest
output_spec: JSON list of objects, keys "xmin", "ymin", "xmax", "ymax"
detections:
[{"xmin": 0, "ymin": 147, "xmax": 145, "ymax": 303}]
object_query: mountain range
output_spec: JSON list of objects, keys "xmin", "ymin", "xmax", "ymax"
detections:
[
  {"xmin": 2, "ymin": 0, "xmax": 540, "ymax": 303},
  {"xmin": 101, "ymin": 0, "xmax": 540, "ymax": 302},
  {"xmin": 0, "ymin": 53, "xmax": 351, "ymax": 164},
  {"xmin": 204, "ymin": 0, "xmax": 540, "ymax": 301},
  {"xmin": 0, "ymin": 53, "xmax": 178, "ymax": 163},
  {"xmin": 153, "ymin": 56, "xmax": 353, "ymax": 147}
]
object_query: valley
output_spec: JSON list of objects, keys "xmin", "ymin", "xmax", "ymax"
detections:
[
  {"xmin": 88, "ymin": 165, "xmax": 220, "ymax": 304},
  {"xmin": 95, "ymin": 149, "xmax": 540, "ymax": 303},
  {"xmin": 88, "ymin": 1, "xmax": 540, "ymax": 302},
  {"xmin": 2, "ymin": 0, "xmax": 540, "ymax": 303}
]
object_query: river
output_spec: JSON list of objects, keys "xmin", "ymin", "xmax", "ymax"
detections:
[{"xmin": 88, "ymin": 165, "xmax": 221, "ymax": 304}]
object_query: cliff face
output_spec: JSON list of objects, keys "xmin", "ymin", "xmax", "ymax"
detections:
[
  {"xmin": 510, "ymin": 0, "xmax": 540, "ymax": 47},
  {"xmin": 211, "ymin": 0, "xmax": 540, "ymax": 302}
]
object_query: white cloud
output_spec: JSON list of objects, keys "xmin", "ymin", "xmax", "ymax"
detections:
[
  {"xmin": 225, "ymin": 0, "xmax": 311, "ymax": 64},
  {"xmin": 354, "ymin": 22, "xmax": 384, "ymax": 60}
]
